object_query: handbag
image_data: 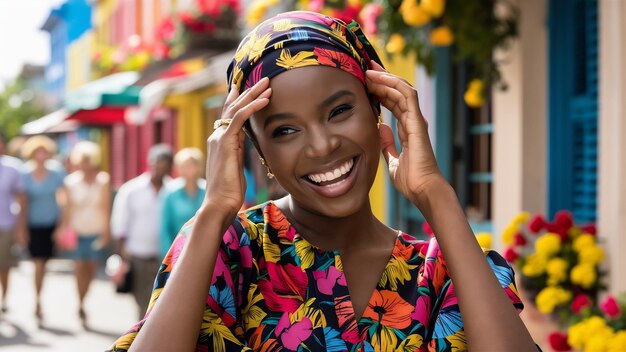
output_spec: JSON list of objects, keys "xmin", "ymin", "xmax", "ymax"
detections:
[{"xmin": 58, "ymin": 227, "xmax": 78, "ymax": 251}]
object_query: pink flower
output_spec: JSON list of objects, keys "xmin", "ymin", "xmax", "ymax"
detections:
[
  {"xmin": 600, "ymin": 295, "xmax": 621, "ymax": 319},
  {"xmin": 359, "ymin": 3, "xmax": 382, "ymax": 35},
  {"xmin": 157, "ymin": 18, "xmax": 176, "ymax": 42},
  {"xmin": 528, "ymin": 214, "xmax": 546, "ymax": 233},
  {"xmin": 276, "ymin": 314, "xmax": 313, "ymax": 351},
  {"xmin": 571, "ymin": 294, "xmax": 592, "ymax": 314},
  {"xmin": 548, "ymin": 331, "xmax": 571, "ymax": 351},
  {"xmin": 503, "ymin": 247, "xmax": 519, "ymax": 263},
  {"xmin": 313, "ymin": 266, "xmax": 345, "ymax": 295}
]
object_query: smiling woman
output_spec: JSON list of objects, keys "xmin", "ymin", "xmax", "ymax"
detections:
[{"xmin": 107, "ymin": 11, "xmax": 538, "ymax": 352}]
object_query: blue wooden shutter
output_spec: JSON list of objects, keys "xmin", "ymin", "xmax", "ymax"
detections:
[{"xmin": 548, "ymin": 0, "xmax": 598, "ymax": 223}]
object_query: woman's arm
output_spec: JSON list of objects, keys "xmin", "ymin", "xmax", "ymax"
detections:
[
  {"xmin": 126, "ymin": 78, "xmax": 272, "ymax": 351},
  {"xmin": 366, "ymin": 64, "xmax": 535, "ymax": 350},
  {"xmin": 413, "ymin": 179, "xmax": 536, "ymax": 350},
  {"xmin": 100, "ymin": 176, "xmax": 112, "ymax": 248}
]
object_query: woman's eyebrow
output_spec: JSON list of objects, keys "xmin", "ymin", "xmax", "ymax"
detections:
[
  {"xmin": 320, "ymin": 90, "xmax": 355, "ymax": 109},
  {"xmin": 264, "ymin": 113, "xmax": 294, "ymax": 130}
]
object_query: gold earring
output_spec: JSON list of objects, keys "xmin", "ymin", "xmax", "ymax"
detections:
[
  {"xmin": 259, "ymin": 157, "xmax": 274, "ymax": 179},
  {"xmin": 377, "ymin": 115, "xmax": 383, "ymax": 128}
]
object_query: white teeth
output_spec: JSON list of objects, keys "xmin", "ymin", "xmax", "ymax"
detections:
[{"xmin": 307, "ymin": 158, "xmax": 355, "ymax": 184}]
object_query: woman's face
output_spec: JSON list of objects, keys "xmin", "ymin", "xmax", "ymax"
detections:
[
  {"xmin": 249, "ymin": 66, "xmax": 380, "ymax": 218},
  {"xmin": 177, "ymin": 159, "xmax": 200, "ymax": 181},
  {"xmin": 33, "ymin": 147, "xmax": 50, "ymax": 164}
]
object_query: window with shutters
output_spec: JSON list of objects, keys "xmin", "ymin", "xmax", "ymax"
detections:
[{"xmin": 548, "ymin": 0, "xmax": 598, "ymax": 223}]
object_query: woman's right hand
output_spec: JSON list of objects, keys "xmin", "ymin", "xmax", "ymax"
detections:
[{"xmin": 203, "ymin": 77, "xmax": 272, "ymax": 218}]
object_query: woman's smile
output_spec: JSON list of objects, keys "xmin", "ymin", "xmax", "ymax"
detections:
[{"xmin": 301, "ymin": 155, "xmax": 360, "ymax": 198}]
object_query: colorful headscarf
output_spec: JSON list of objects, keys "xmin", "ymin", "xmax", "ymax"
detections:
[{"xmin": 226, "ymin": 11, "xmax": 384, "ymax": 94}]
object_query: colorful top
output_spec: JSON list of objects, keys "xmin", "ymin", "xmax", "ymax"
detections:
[
  {"xmin": 160, "ymin": 181, "xmax": 205, "ymax": 258},
  {"xmin": 108, "ymin": 201, "xmax": 523, "ymax": 352}
]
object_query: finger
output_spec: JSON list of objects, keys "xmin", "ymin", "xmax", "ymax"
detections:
[
  {"xmin": 367, "ymin": 71, "xmax": 424, "ymax": 125},
  {"xmin": 229, "ymin": 77, "xmax": 270, "ymax": 111},
  {"xmin": 224, "ymin": 84, "xmax": 240, "ymax": 105},
  {"xmin": 370, "ymin": 60, "xmax": 387, "ymax": 72},
  {"xmin": 366, "ymin": 80, "xmax": 408, "ymax": 119},
  {"xmin": 226, "ymin": 89, "xmax": 272, "ymax": 133}
]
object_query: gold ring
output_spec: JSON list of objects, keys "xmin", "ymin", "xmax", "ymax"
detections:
[{"xmin": 213, "ymin": 118, "xmax": 233, "ymax": 130}]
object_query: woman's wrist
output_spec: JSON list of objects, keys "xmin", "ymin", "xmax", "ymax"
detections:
[{"xmin": 409, "ymin": 176, "xmax": 453, "ymax": 211}]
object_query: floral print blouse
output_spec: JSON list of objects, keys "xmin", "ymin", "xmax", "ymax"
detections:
[{"xmin": 108, "ymin": 201, "xmax": 523, "ymax": 352}]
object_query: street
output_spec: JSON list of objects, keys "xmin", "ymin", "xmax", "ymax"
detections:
[{"xmin": 0, "ymin": 259, "xmax": 139, "ymax": 351}]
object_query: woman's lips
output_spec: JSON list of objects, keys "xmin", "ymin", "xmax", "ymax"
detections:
[{"xmin": 302, "ymin": 156, "xmax": 360, "ymax": 198}]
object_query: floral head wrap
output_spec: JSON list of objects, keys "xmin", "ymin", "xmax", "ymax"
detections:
[{"xmin": 227, "ymin": 11, "xmax": 384, "ymax": 94}]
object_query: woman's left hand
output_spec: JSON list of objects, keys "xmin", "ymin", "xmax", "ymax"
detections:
[{"xmin": 366, "ymin": 61, "xmax": 444, "ymax": 206}]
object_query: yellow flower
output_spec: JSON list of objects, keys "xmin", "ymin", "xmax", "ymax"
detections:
[
  {"xmin": 430, "ymin": 26, "xmax": 454, "ymax": 46},
  {"xmin": 294, "ymin": 238, "xmax": 315, "ymax": 270},
  {"xmin": 347, "ymin": 0, "xmax": 364, "ymax": 6},
  {"xmin": 500, "ymin": 224, "xmax": 516, "ymax": 246},
  {"xmin": 535, "ymin": 233, "xmax": 561, "ymax": 257},
  {"xmin": 400, "ymin": 0, "xmax": 431, "ymax": 27},
  {"xmin": 464, "ymin": 79, "xmax": 485, "ymax": 107},
  {"xmin": 587, "ymin": 334, "xmax": 614, "ymax": 352},
  {"xmin": 535, "ymin": 286, "xmax": 572, "ymax": 314},
  {"xmin": 275, "ymin": 49, "xmax": 318, "ymax": 69},
  {"xmin": 272, "ymin": 19, "xmax": 295, "ymax": 32},
  {"xmin": 579, "ymin": 245, "xmax": 605, "ymax": 265},
  {"xmin": 397, "ymin": 333, "xmax": 424, "ymax": 350},
  {"xmin": 521, "ymin": 253, "xmax": 547, "ymax": 277},
  {"xmin": 608, "ymin": 331, "xmax": 626, "ymax": 352},
  {"xmin": 379, "ymin": 257, "xmax": 418, "ymax": 290},
  {"xmin": 370, "ymin": 325, "xmax": 398, "ymax": 351},
  {"xmin": 573, "ymin": 233, "xmax": 596, "ymax": 252},
  {"xmin": 570, "ymin": 263, "xmax": 597, "ymax": 289},
  {"xmin": 248, "ymin": 32, "xmax": 273, "ymax": 64},
  {"xmin": 385, "ymin": 34, "xmax": 406, "ymax": 54},
  {"xmin": 512, "ymin": 212, "xmax": 531, "ymax": 226},
  {"xmin": 421, "ymin": 0, "xmax": 446, "ymax": 18},
  {"xmin": 475, "ymin": 232, "xmax": 492, "ymax": 249},
  {"xmin": 568, "ymin": 316, "xmax": 614, "ymax": 350},
  {"xmin": 246, "ymin": 0, "xmax": 278, "ymax": 26},
  {"xmin": 546, "ymin": 257, "xmax": 568, "ymax": 286}
]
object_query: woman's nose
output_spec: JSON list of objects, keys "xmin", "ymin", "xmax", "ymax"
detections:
[{"xmin": 304, "ymin": 126, "xmax": 341, "ymax": 159}]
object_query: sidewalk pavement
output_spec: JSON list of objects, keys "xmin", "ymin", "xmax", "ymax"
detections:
[{"xmin": 0, "ymin": 259, "xmax": 139, "ymax": 352}]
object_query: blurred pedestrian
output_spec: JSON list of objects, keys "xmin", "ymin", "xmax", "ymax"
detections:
[
  {"xmin": 0, "ymin": 132, "xmax": 26, "ymax": 315},
  {"xmin": 59, "ymin": 141, "xmax": 111, "ymax": 327},
  {"xmin": 111, "ymin": 144, "xmax": 172, "ymax": 319},
  {"xmin": 18, "ymin": 135, "xmax": 65, "ymax": 324},
  {"xmin": 160, "ymin": 147, "xmax": 205, "ymax": 258}
]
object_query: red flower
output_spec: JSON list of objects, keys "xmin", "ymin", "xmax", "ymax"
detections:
[
  {"xmin": 554, "ymin": 210, "xmax": 574, "ymax": 229},
  {"xmin": 331, "ymin": 4, "xmax": 362, "ymax": 24},
  {"xmin": 582, "ymin": 224, "xmax": 597, "ymax": 235},
  {"xmin": 600, "ymin": 295, "xmax": 621, "ymax": 319},
  {"xmin": 503, "ymin": 247, "xmax": 519, "ymax": 262},
  {"xmin": 513, "ymin": 232, "xmax": 527, "ymax": 246},
  {"xmin": 528, "ymin": 214, "xmax": 546, "ymax": 233},
  {"xmin": 548, "ymin": 331, "xmax": 572, "ymax": 351},
  {"xmin": 571, "ymin": 294, "xmax": 592, "ymax": 314},
  {"xmin": 314, "ymin": 47, "xmax": 364, "ymax": 82}
]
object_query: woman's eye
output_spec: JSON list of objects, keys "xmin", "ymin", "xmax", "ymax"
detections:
[
  {"xmin": 272, "ymin": 126, "xmax": 297, "ymax": 137},
  {"xmin": 330, "ymin": 104, "xmax": 353, "ymax": 118}
]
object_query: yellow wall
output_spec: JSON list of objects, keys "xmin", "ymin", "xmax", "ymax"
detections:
[
  {"xmin": 67, "ymin": 31, "xmax": 95, "ymax": 90},
  {"xmin": 368, "ymin": 39, "xmax": 417, "ymax": 223},
  {"xmin": 163, "ymin": 84, "xmax": 227, "ymax": 152}
]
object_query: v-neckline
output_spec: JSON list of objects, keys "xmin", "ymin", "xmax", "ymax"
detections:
[{"xmin": 267, "ymin": 201, "xmax": 402, "ymax": 331}]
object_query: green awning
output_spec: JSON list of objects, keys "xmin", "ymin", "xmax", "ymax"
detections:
[{"xmin": 65, "ymin": 71, "xmax": 140, "ymax": 112}]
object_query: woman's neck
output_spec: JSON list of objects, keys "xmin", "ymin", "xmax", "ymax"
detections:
[
  {"xmin": 184, "ymin": 179, "xmax": 197, "ymax": 196},
  {"xmin": 275, "ymin": 196, "xmax": 394, "ymax": 253}
]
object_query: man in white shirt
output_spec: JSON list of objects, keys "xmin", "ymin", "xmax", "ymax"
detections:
[{"xmin": 111, "ymin": 144, "xmax": 173, "ymax": 318}]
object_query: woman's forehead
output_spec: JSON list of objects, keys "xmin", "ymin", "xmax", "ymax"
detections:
[{"xmin": 267, "ymin": 66, "xmax": 363, "ymax": 101}]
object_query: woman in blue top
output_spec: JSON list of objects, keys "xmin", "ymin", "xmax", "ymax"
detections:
[
  {"xmin": 160, "ymin": 148, "xmax": 206, "ymax": 258},
  {"xmin": 18, "ymin": 135, "xmax": 65, "ymax": 324}
]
